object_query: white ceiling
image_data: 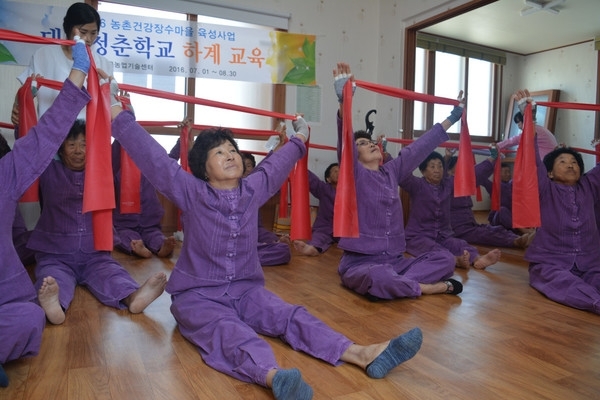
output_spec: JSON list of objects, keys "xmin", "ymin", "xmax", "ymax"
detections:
[{"xmin": 420, "ymin": 0, "xmax": 600, "ymax": 55}]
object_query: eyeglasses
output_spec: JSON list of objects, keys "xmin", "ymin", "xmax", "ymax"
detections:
[{"xmin": 356, "ymin": 140, "xmax": 377, "ymax": 147}]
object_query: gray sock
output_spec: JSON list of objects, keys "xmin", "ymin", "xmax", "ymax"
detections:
[
  {"xmin": 366, "ymin": 327, "xmax": 423, "ymax": 379},
  {"xmin": 0, "ymin": 363, "xmax": 8, "ymax": 387},
  {"xmin": 272, "ymin": 368, "xmax": 313, "ymax": 400}
]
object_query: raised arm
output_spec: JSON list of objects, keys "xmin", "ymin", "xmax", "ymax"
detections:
[
  {"xmin": 333, "ymin": 62, "xmax": 358, "ymax": 164},
  {"xmin": 6, "ymin": 34, "xmax": 91, "ymax": 197},
  {"xmin": 168, "ymin": 118, "xmax": 194, "ymax": 160},
  {"xmin": 109, "ymin": 80, "xmax": 196, "ymax": 210},
  {"xmin": 395, "ymin": 91, "xmax": 465, "ymax": 183},
  {"xmin": 333, "ymin": 62, "xmax": 355, "ymax": 120},
  {"xmin": 440, "ymin": 90, "xmax": 465, "ymax": 131}
]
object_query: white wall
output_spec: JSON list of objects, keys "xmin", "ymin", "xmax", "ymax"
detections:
[
  {"xmin": 505, "ymin": 42, "xmax": 598, "ymax": 171},
  {"xmin": 0, "ymin": 0, "xmax": 467, "ymax": 173},
  {"xmin": 1, "ymin": 0, "xmax": 596, "ymax": 196}
]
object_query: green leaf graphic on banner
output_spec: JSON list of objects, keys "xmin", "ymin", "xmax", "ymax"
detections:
[
  {"xmin": 283, "ymin": 38, "xmax": 315, "ymax": 85},
  {"xmin": 0, "ymin": 42, "xmax": 17, "ymax": 63}
]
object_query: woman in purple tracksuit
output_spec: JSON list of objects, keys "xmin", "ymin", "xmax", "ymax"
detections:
[
  {"xmin": 0, "ymin": 38, "xmax": 90, "ymax": 387},
  {"xmin": 447, "ymin": 154, "xmax": 533, "ymax": 249},
  {"xmin": 111, "ymin": 140, "xmax": 176, "ymax": 258},
  {"xmin": 293, "ymin": 164, "xmax": 338, "ymax": 256},
  {"xmin": 526, "ymin": 143, "xmax": 600, "ymax": 313},
  {"xmin": 28, "ymin": 119, "xmax": 167, "ymax": 326},
  {"xmin": 109, "ymin": 91, "xmax": 423, "ymax": 399},
  {"xmin": 333, "ymin": 62, "xmax": 464, "ymax": 301},
  {"xmin": 402, "ymin": 151, "xmax": 502, "ymax": 270}
]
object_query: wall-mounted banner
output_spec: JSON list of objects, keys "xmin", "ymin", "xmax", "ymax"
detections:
[{"xmin": 0, "ymin": 0, "xmax": 316, "ymax": 85}]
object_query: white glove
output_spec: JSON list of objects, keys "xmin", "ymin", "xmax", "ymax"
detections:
[
  {"xmin": 334, "ymin": 73, "xmax": 356, "ymax": 103},
  {"xmin": 517, "ymin": 96, "xmax": 536, "ymax": 115},
  {"xmin": 290, "ymin": 116, "xmax": 309, "ymax": 140},
  {"xmin": 110, "ymin": 79, "xmax": 121, "ymax": 108},
  {"xmin": 265, "ymin": 135, "xmax": 281, "ymax": 152},
  {"xmin": 31, "ymin": 79, "xmax": 38, "ymax": 97}
]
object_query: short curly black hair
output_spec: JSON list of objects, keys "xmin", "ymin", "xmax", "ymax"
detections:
[
  {"xmin": 514, "ymin": 105, "xmax": 537, "ymax": 124},
  {"xmin": 353, "ymin": 129, "xmax": 371, "ymax": 142},
  {"xmin": 188, "ymin": 127, "xmax": 240, "ymax": 180},
  {"xmin": 513, "ymin": 112, "xmax": 523, "ymax": 124},
  {"xmin": 543, "ymin": 147, "xmax": 584, "ymax": 174},
  {"xmin": 419, "ymin": 151, "xmax": 444, "ymax": 172},
  {"xmin": 241, "ymin": 152, "xmax": 256, "ymax": 167},
  {"xmin": 58, "ymin": 119, "xmax": 86, "ymax": 160},
  {"xmin": 324, "ymin": 162, "xmax": 339, "ymax": 180}
]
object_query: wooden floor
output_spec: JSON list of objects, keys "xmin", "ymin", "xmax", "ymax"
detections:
[{"xmin": 3, "ymin": 226, "xmax": 600, "ymax": 399}]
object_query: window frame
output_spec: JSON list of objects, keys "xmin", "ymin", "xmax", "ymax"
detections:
[
  {"xmin": 98, "ymin": 2, "xmax": 286, "ymax": 151},
  {"xmin": 402, "ymin": 0, "xmax": 499, "ymax": 143},
  {"xmin": 412, "ymin": 48, "xmax": 502, "ymax": 143}
]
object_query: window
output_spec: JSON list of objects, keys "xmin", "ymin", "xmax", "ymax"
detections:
[
  {"xmin": 433, "ymin": 51, "xmax": 465, "ymax": 135},
  {"xmin": 413, "ymin": 47, "xmax": 500, "ymax": 140},
  {"xmin": 97, "ymin": 2, "xmax": 278, "ymax": 156},
  {"xmin": 97, "ymin": 3, "xmax": 187, "ymax": 152}
]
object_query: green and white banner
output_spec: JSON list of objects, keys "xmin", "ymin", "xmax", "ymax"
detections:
[{"xmin": 0, "ymin": 0, "xmax": 316, "ymax": 85}]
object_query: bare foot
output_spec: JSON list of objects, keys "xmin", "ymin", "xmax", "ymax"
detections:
[
  {"xmin": 473, "ymin": 249, "xmax": 501, "ymax": 270},
  {"xmin": 157, "ymin": 236, "xmax": 176, "ymax": 258},
  {"xmin": 279, "ymin": 235, "xmax": 291, "ymax": 245},
  {"xmin": 293, "ymin": 240, "xmax": 319, "ymax": 256},
  {"xmin": 514, "ymin": 232, "xmax": 536, "ymax": 249},
  {"xmin": 419, "ymin": 281, "xmax": 448, "ymax": 295},
  {"xmin": 455, "ymin": 250, "xmax": 470, "ymax": 269},
  {"xmin": 131, "ymin": 239, "xmax": 152, "ymax": 258},
  {"xmin": 126, "ymin": 272, "xmax": 167, "ymax": 313},
  {"xmin": 38, "ymin": 276, "xmax": 65, "ymax": 325}
]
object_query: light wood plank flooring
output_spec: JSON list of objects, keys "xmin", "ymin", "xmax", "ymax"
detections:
[{"xmin": 3, "ymin": 228, "xmax": 600, "ymax": 399}]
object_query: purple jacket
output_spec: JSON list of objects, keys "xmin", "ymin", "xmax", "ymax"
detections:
[
  {"xmin": 336, "ymin": 114, "xmax": 449, "ymax": 255},
  {"xmin": 111, "ymin": 112, "xmax": 306, "ymax": 297},
  {"xmin": 1, "ymin": 79, "xmax": 90, "ymax": 303},
  {"xmin": 525, "ymin": 146, "xmax": 600, "ymax": 268},
  {"xmin": 308, "ymin": 170, "xmax": 336, "ymax": 237},
  {"xmin": 111, "ymin": 141, "xmax": 164, "ymax": 230},
  {"xmin": 450, "ymin": 159, "xmax": 494, "ymax": 231},
  {"xmin": 28, "ymin": 161, "xmax": 97, "ymax": 254}
]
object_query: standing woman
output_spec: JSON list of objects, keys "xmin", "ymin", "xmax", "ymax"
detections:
[
  {"xmin": 12, "ymin": 2, "xmax": 113, "ymax": 125},
  {"xmin": 11, "ymin": 2, "xmax": 114, "ymax": 230},
  {"xmin": 1, "ymin": 36, "xmax": 91, "ymax": 387}
]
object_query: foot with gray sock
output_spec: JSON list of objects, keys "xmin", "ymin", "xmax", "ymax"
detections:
[
  {"xmin": 366, "ymin": 327, "xmax": 423, "ymax": 379},
  {"xmin": 272, "ymin": 368, "xmax": 313, "ymax": 400}
]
